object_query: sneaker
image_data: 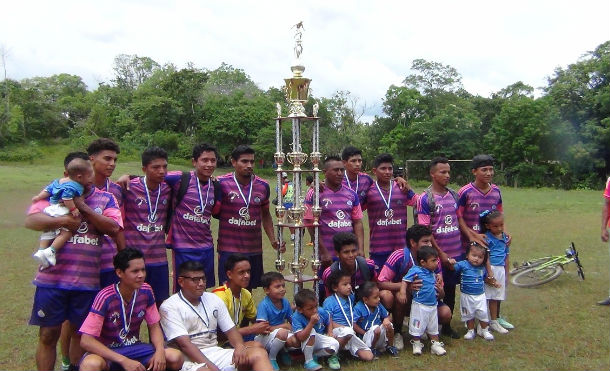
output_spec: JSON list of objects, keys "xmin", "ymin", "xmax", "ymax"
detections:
[
  {"xmin": 327, "ymin": 354, "xmax": 340, "ymax": 370},
  {"xmin": 33, "ymin": 249, "xmax": 50, "ymax": 268},
  {"xmin": 430, "ymin": 340, "xmax": 446, "ymax": 356},
  {"xmin": 463, "ymin": 329, "xmax": 476, "ymax": 340},
  {"xmin": 279, "ymin": 350, "xmax": 292, "ymax": 366},
  {"xmin": 598, "ymin": 297, "xmax": 610, "ymax": 305},
  {"xmin": 386, "ymin": 345, "xmax": 399, "ymax": 358},
  {"xmin": 489, "ymin": 320, "xmax": 509, "ymax": 334},
  {"xmin": 394, "ymin": 333, "xmax": 404, "ymax": 350},
  {"xmin": 270, "ymin": 359, "xmax": 280, "ymax": 371},
  {"xmin": 303, "ymin": 360, "xmax": 322, "ymax": 371},
  {"xmin": 371, "ymin": 348, "xmax": 382, "ymax": 359},
  {"xmin": 478, "ymin": 328, "xmax": 494, "ymax": 341},
  {"xmin": 441, "ymin": 325, "xmax": 460, "ymax": 339},
  {"xmin": 411, "ymin": 340, "xmax": 424, "ymax": 356},
  {"xmin": 497, "ymin": 316, "xmax": 514, "ymax": 329}
]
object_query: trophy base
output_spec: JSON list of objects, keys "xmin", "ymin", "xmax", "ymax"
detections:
[
  {"xmin": 276, "ymin": 222, "xmax": 308, "ymax": 228},
  {"xmin": 284, "ymin": 274, "xmax": 316, "ymax": 283}
]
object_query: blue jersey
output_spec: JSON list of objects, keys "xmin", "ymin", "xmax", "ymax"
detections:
[
  {"xmin": 486, "ymin": 231, "xmax": 509, "ymax": 266},
  {"xmin": 403, "ymin": 266, "xmax": 437, "ymax": 306},
  {"xmin": 353, "ymin": 301, "xmax": 389, "ymax": 331},
  {"xmin": 256, "ymin": 296, "xmax": 292, "ymax": 326},
  {"xmin": 45, "ymin": 179, "xmax": 84, "ymax": 204},
  {"xmin": 322, "ymin": 293, "xmax": 355, "ymax": 327},
  {"xmin": 291, "ymin": 307, "xmax": 331, "ymax": 334},
  {"xmin": 453, "ymin": 260, "xmax": 486, "ymax": 295}
]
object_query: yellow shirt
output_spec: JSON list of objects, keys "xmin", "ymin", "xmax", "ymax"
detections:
[{"xmin": 212, "ymin": 284, "xmax": 257, "ymax": 326}]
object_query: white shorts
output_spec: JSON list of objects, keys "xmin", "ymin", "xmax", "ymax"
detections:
[
  {"xmin": 484, "ymin": 265, "xmax": 506, "ymax": 300},
  {"xmin": 181, "ymin": 346, "xmax": 235, "ymax": 371},
  {"xmin": 408, "ymin": 302, "xmax": 439, "ymax": 337},
  {"xmin": 362, "ymin": 324, "xmax": 390, "ymax": 350},
  {"xmin": 254, "ymin": 328, "xmax": 294, "ymax": 351},
  {"xmin": 460, "ymin": 292, "xmax": 489, "ymax": 322},
  {"xmin": 300, "ymin": 330, "xmax": 339, "ymax": 356},
  {"xmin": 40, "ymin": 204, "xmax": 70, "ymax": 240},
  {"xmin": 332, "ymin": 326, "xmax": 370, "ymax": 357}
]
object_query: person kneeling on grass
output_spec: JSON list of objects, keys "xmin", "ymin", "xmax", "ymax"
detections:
[
  {"xmin": 292, "ymin": 289, "xmax": 341, "ymax": 371},
  {"xmin": 160, "ymin": 260, "xmax": 272, "ymax": 371},
  {"xmin": 322, "ymin": 270, "xmax": 375, "ymax": 362},
  {"xmin": 79, "ymin": 248, "xmax": 183, "ymax": 371},
  {"xmin": 353, "ymin": 281, "xmax": 398, "ymax": 358}
]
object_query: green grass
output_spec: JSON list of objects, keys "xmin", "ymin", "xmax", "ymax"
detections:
[{"xmin": 1, "ymin": 159, "xmax": 609, "ymax": 370}]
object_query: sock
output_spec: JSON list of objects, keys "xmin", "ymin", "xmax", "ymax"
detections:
[
  {"xmin": 269, "ymin": 337, "xmax": 286, "ymax": 360},
  {"xmin": 304, "ymin": 344, "xmax": 314, "ymax": 362}
]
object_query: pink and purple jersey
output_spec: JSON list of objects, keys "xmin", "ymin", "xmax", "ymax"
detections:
[
  {"xmin": 378, "ymin": 248, "xmax": 415, "ymax": 283},
  {"xmin": 457, "ymin": 183, "xmax": 503, "ymax": 236},
  {"xmin": 99, "ymin": 180, "xmax": 124, "ymax": 272},
  {"xmin": 342, "ymin": 172, "xmax": 374, "ymax": 208},
  {"xmin": 304, "ymin": 185, "xmax": 363, "ymax": 257},
  {"xmin": 216, "ymin": 173, "xmax": 270, "ymax": 254},
  {"xmin": 122, "ymin": 177, "xmax": 172, "ymax": 266},
  {"xmin": 366, "ymin": 182, "xmax": 417, "ymax": 255},
  {"xmin": 322, "ymin": 259, "xmax": 378, "ymax": 296},
  {"xmin": 168, "ymin": 172, "xmax": 222, "ymax": 250},
  {"xmin": 417, "ymin": 191, "xmax": 462, "ymax": 258},
  {"xmin": 79, "ymin": 283, "xmax": 159, "ymax": 348},
  {"xmin": 29, "ymin": 188, "xmax": 123, "ymax": 290}
]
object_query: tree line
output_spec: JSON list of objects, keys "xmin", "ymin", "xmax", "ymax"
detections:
[{"xmin": 0, "ymin": 41, "xmax": 608, "ymax": 188}]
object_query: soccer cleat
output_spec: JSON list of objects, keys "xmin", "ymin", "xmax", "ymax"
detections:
[
  {"xmin": 270, "ymin": 359, "xmax": 280, "ymax": 371},
  {"xmin": 463, "ymin": 329, "xmax": 476, "ymax": 340},
  {"xmin": 386, "ymin": 345, "xmax": 399, "ymax": 358},
  {"xmin": 394, "ymin": 333, "xmax": 404, "ymax": 350},
  {"xmin": 411, "ymin": 340, "xmax": 424, "ymax": 355},
  {"xmin": 597, "ymin": 297, "xmax": 610, "ymax": 305},
  {"xmin": 327, "ymin": 354, "xmax": 341, "ymax": 370},
  {"xmin": 303, "ymin": 360, "xmax": 322, "ymax": 371},
  {"xmin": 489, "ymin": 320, "xmax": 509, "ymax": 334},
  {"xmin": 371, "ymin": 348, "xmax": 382, "ymax": 359},
  {"xmin": 478, "ymin": 328, "xmax": 495, "ymax": 341},
  {"xmin": 497, "ymin": 316, "xmax": 514, "ymax": 329},
  {"xmin": 430, "ymin": 340, "xmax": 446, "ymax": 356}
]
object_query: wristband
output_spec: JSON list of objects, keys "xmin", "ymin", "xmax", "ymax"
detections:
[{"xmin": 69, "ymin": 207, "xmax": 78, "ymax": 212}]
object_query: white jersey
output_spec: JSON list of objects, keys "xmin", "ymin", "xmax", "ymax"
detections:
[{"xmin": 160, "ymin": 291, "xmax": 235, "ymax": 350}]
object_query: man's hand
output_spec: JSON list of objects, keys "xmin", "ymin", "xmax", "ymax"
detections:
[
  {"xmin": 410, "ymin": 276, "xmax": 423, "ymax": 292},
  {"xmin": 70, "ymin": 208, "xmax": 81, "ymax": 218},
  {"xmin": 147, "ymin": 349, "xmax": 166, "ymax": 371},
  {"xmin": 116, "ymin": 174, "xmax": 131, "ymax": 190},
  {"xmin": 251, "ymin": 321, "xmax": 270, "ymax": 335},
  {"xmin": 120, "ymin": 358, "xmax": 146, "ymax": 371},
  {"xmin": 396, "ymin": 289, "xmax": 407, "ymax": 305},
  {"xmin": 469, "ymin": 233, "xmax": 488, "ymax": 247},
  {"xmin": 394, "ymin": 177, "xmax": 411, "ymax": 193},
  {"xmin": 434, "ymin": 280, "xmax": 445, "ymax": 299},
  {"xmin": 272, "ymin": 240, "xmax": 286, "ymax": 253},
  {"xmin": 603, "ymin": 228, "xmax": 609, "ymax": 243},
  {"xmin": 232, "ymin": 344, "xmax": 248, "ymax": 369}
]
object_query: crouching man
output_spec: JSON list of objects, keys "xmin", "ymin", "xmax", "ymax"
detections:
[{"xmin": 160, "ymin": 261, "xmax": 273, "ymax": 371}]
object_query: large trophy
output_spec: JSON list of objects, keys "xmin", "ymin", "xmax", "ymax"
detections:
[{"xmin": 274, "ymin": 22, "xmax": 322, "ymax": 298}]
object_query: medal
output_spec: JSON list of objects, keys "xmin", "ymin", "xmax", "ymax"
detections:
[
  {"xmin": 197, "ymin": 175, "xmax": 212, "ymax": 215},
  {"xmin": 115, "ymin": 284, "xmax": 137, "ymax": 345},
  {"xmin": 375, "ymin": 180, "xmax": 394, "ymax": 218},
  {"xmin": 143, "ymin": 176, "xmax": 161, "ymax": 224},
  {"xmin": 233, "ymin": 172, "xmax": 253, "ymax": 220}
]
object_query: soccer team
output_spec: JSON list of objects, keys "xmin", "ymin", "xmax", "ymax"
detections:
[{"xmin": 25, "ymin": 138, "xmax": 514, "ymax": 371}]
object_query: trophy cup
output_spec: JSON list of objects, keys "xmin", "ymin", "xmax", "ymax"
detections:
[
  {"xmin": 310, "ymin": 151, "xmax": 321, "ymax": 171},
  {"xmin": 274, "ymin": 152, "xmax": 285, "ymax": 171},
  {"xmin": 275, "ymin": 256, "xmax": 286, "ymax": 272},
  {"xmin": 288, "ymin": 206, "xmax": 304, "ymax": 227},
  {"xmin": 311, "ymin": 206, "xmax": 322, "ymax": 226},
  {"xmin": 287, "ymin": 151, "xmax": 308, "ymax": 170},
  {"xmin": 311, "ymin": 259, "xmax": 321, "ymax": 280},
  {"xmin": 275, "ymin": 206, "xmax": 287, "ymax": 224}
]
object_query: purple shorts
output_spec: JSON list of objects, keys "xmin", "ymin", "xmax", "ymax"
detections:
[
  {"xmin": 370, "ymin": 252, "xmax": 393, "ymax": 273},
  {"xmin": 218, "ymin": 251, "xmax": 263, "ymax": 290},
  {"xmin": 172, "ymin": 247, "xmax": 215, "ymax": 292},
  {"xmin": 145, "ymin": 263, "xmax": 169, "ymax": 306},
  {"xmin": 81, "ymin": 343, "xmax": 156, "ymax": 371},
  {"xmin": 29, "ymin": 286, "xmax": 96, "ymax": 327}
]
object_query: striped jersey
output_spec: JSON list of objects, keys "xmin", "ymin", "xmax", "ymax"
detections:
[
  {"xmin": 321, "ymin": 258, "xmax": 377, "ymax": 296},
  {"xmin": 30, "ymin": 188, "xmax": 122, "ymax": 290},
  {"xmin": 417, "ymin": 190, "xmax": 462, "ymax": 258},
  {"xmin": 457, "ymin": 182, "xmax": 503, "ymax": 237},
  {"xmin": 98, "ymin": 180, "xmax": 123, "ymax": 272},
  {"xmin": 79, "ymin": 283, "xmax": 159, "ymax": 348},
  {"xmin": 342, "ymin": 172, "xmax": 374, "ymax": 208},
  {"xmin": 168, "ymin": 171, "xmax": 222, "ymax": 250},
  {"xmin": 304, "ymin": 185, "xmax": 363, "ymax": 257},
  {"xmin": 216, "ymin": 173, "xmax": 270, "ymax": 254},
  {"xmin": 378, "ymin": 248, "xmax": 415, "ymax": 283},
  {"xmin": 366, "ymin": 181, "xmax": 417, "ymax": 254},
  {"xmin": 122, "ymin": 177, "xmax": 172, "ymax": 266}
]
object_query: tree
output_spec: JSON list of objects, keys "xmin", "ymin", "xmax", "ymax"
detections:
[{"xmin": 113, "ymin": 54, "xmax": 161, "ymax": 90}]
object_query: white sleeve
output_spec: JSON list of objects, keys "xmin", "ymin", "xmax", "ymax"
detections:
[
  {"xmin": 159, "ymin": 298, "xmax": 189, "ymax": 342},
  {"xmin": 211, "ymin": 295, "xmax": 236, "ymax": 333}
]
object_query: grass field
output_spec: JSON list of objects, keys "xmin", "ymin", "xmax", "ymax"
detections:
[{"xmin": 1, "ymin": 154, "xmax": 609, "ymax": 370}]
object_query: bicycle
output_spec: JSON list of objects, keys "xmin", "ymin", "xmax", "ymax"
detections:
[{"xmin": 510, "ymin": 242, "xmax": 585, "ymax": 287}]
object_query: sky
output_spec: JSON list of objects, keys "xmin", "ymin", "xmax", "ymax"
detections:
[{"xmin": 1, "ymin": 0, "xmax": 609, "ymax": 120}]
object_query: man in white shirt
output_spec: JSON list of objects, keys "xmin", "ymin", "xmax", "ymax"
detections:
[{"xmin": 160, "ymin": 261, "xmax": 272, "ymax": 371}]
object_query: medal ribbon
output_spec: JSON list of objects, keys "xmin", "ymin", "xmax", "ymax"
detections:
[
  {"xmin": 364, "ymin": 305, "xmax": 379, "ymax": 330},
  {"xmin": 232, "ymin": 294, "xmax": 242, "ymax": 325},
  {"xmin": 197, "ymin": 176, "xmax": 212, "ymax": 214},
  {"xmin": 334, "ymin": 293, "xmax": 353, "ymax": 327},
  {"xmin": 344, "ymin": 172, "xmax": 359, "ymax": 193},
  {"xmin": 375, "ymin": 180, "xmax": 393, "ymax": 210},
  {"xmin": 232, "ymin": 172, "xmax": 253, "ymax": 209},
  {"xmin": 178, "ymin": 291, "xmax": 210, "ymax": 328},
  {"xmin": 115, "ymin": 284, "xmax": 137, "ymax": 344},
  {"xmin": 143, "ymin": 176, "xmax": 161, "ymax": 222}
]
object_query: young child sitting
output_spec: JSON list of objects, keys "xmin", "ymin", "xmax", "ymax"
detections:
[
  {"xmin": 451, "ymin": 242, "xmax": 498, "ymax": 340},
  {"xmin": 322, "ymin": 270, "xmax": 374, "ymax": 362},
  {"xmin": 254, "ymin": 272, "xmax": 300, "ymax": 371},
  {"xmin": 32, "ymin": 158, "xmax": 93, "ymax": 268},
  {"xmin": 401, "ymin": 245, "xmax": 447, "ymax": 356},
  {"xmin": 353, "ymin": 281, "xmax": 398, "ymax": 358},
  {"xmin": 292, "ymin": 289, "xmax": 341, "ymax": 371},
  {"xmin": 480, "ymin": 210, "xmax": 512, "ymax": 333}
]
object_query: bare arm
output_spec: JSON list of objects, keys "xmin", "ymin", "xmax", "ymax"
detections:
[
  {"xmin": 32, "ymin": 190, "xmax": 51, "ymax": 202},
  {"xmin": 25, "ymin": 212, "xmax": 80, "ymax": 232},
  {"xmin": 353, "ymin": 218, "xmax": 365, "ymax": 256},
  {"xmin": 225, "ymin": 327, "xmax": 249, "ymax": 368},
  {"xmin": 294, "ymin": 314, "xmax": 318, "ymax": 342},
  {"xmin": 147, "ymin": 323, "xmax": 167, "ymax": 371},
  {"xmin": 602, "ymin": 198, "xmax": 610, "ymax": 242},
  {"xmin": 377, "ymin": 281, "xmax": 402, "ymax": 292},
  {"xmin": 114, "ymin": 230, "xmax": 126, "ymax": 251},
  {"xmin": 63, "ymin": 198, "xmax": 80, "ymax": 217},
  {"xmin": 353, "ymin": 322, "xmax": 366, "ymax": 336},
  {"xmin": 262, "ymin": 206, "xmax": 284, "ymax": 252},
  {"xmin": 458, "ymin": 216, "xmax": 487, "ymax": 247},
  {"xmin": 81, "ymin": 334, "xmax": 146, "ymax": 371},
  {"xmin": 73, "ymin": 197, "xmax": 120, "ymax": 235}
]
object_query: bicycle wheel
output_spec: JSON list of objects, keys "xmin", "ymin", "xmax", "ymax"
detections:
[
  {"xmin": 510, "ymin": 257, "xmax": 555, "ymax": 275},
  {"xmin": 511, "ymin": 265, "xmax": 563, "ymax": 287}
]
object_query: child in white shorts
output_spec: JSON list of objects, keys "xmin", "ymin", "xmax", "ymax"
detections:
[{"xmin": 353, "ymin": 282, "xmax": 398, "ymax": 358}]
